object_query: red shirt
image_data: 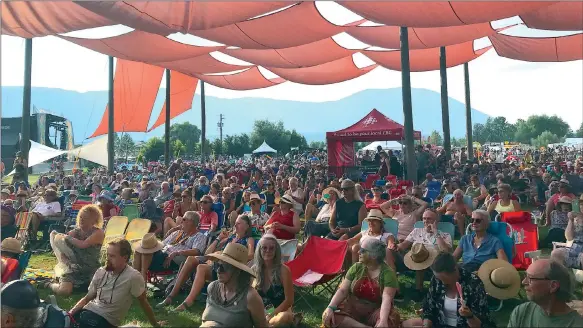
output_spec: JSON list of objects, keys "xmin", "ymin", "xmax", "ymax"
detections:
[
  {"xmin": 364, "ymin": 198, "xmax": 387, "ymax": 210},
  {"xmin": 266, "ymin": 210, "xmax": 295, "ymax": 240},
  {"xmin": 198, "ymin": 210, "xmax": 218, "ymax": 231}
]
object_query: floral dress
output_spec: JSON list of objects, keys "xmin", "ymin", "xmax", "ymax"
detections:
[{"xmin": 59, "ymin": 227, "xmax": 101, "ymax": 288}]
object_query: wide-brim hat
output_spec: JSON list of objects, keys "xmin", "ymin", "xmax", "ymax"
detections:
[
  {"xmin": 365, "ymin": 209, "xmax": 384, "ymax": 222},
  {"xmin": 477, "ymin": 259, "xmax": 521, "ymax": 300},
  {"xmin": 98, "ymin": 191, "xmax": 115, "ymax": 202},
  {"xmin": 322, "ymin": 187, "xmax": 341, "ymax": 202},
  {"xmin": 206, "ymin": 243, "xmax": 256, "ymax": 277},
  {"xmin": 1, "ymin": 189, "xmax": 10, "ymax": 195},
  {"xmin": 558, "ymin": 196, "xmax": 573, "ymax": 205},
  {"xmin": 404, "ymin": 243, "xmax": 438, "ymax": 271},
  {"xmin": 133, "ymin": 233, "xmax": 163, "ymax": 254},
  {"xmin": 279, "ymin": 194, "xmax": 294, "ymax": 205},
  {"xmin": 249, "ymin": 193, "xmax": 265, "ymax": 204},
  {"xmin": 1, "ymin": 237, "xmax": 22, "ymax": 254},
  {"xmin": 559, "ymin": 179, "xmax": 571, "ymax": 186}
]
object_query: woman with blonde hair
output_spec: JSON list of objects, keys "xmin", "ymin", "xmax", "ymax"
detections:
[{"xmin": 49, "ymin": 204, "xmax": 105, "ymax": 296}]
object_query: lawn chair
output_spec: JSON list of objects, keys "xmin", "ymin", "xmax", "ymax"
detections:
[
  {"xmin": 385, "ymin": 175, "xmax": 398, "ymax": 186},
  {"xmin": 363, "ymin": 174, "xmax": 380, "ymax": 190},
  {"xmin": 15, "ymin": 212, "xmax": 32, "ymax": 247},
  {"xmin": 497, "ymin": 211, "xmax": 538, "ymax": 270},
  {"xmin": 18, "ymin": 251, "xmax": 32, "ymax": 278},
  {"xmin": 361, "ymin": 218, "xmax": 398, "ymax": 237},
  {"xmin": 414, "ymin": 221, "xmax": 455, "ymax": 239},
  {"xmin": 125, "ymin": 218, "xmax": 152, "ymax": 245},
  {"xmin": 100, "ymin": 216, "xmax": 129, "ymax": 259},
  {"xmin": 286, "ymin": 236, "xmax": 348, "ymax": 311},
  {"xmin": 122, "ymin": 204, "xmax": 140, "ymax": 221},
  {"xmin": 278, "ymin": 239, "xmax": 298, "ymax": 263}
]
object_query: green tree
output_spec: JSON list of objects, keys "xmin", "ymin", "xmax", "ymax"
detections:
[
  {"xmin": 114, "ymin": 133, "xmax": 136, "ymax": 161},
  {"xmin": 172, "ymin": 139, "xmax": 186, "ymax": 157},
  {"xmin": 576, "ymin": 122, "xmax": 583, "ymax": 137},
  {"xmin": 250, "ymin": 120, "xmax": 289, "ymax": 153},
  {"xmin": 309, "ymin": 141, "xmax": 326, "ymax": 149},
  {"xmin": 170, "ymin": 122, "xmax": 201, "ymax": 155},
  {"xmin": 472, "ymin": 117, "xmax": 516, "ymax": 143},
  {"xmin": 451, "ymin": 137, "xmax": 467, "ymax": 148},
  {"xmin": 427, "ymin": 130, "xmax": 443, "ymax": 146},
  {"xmin": 210, "ymin": 139, "xmax": 223, "ymax": 155},
  {"xmin": 139, "ymin": 137, "xmax": 165, "ymax": 161},
  {"xmin": 531, "ymin": 131, "xmax": 562, "ymax": 148},
  {"xmin": 289, "ymin": 129, "xmax": 308, "ymax": 150},
  {"xmin": 514, "ymin": 115, "xmax": 570, "ymax": 143}
]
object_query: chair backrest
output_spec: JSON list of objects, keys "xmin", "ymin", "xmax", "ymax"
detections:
[
  {"xmin": 285, "ymin": 237, "xmax": 348, "ymax": 282},
  {"xmin": 442, "ymin": 194, "xmax": 473, "ymax": 209},
  {"xmin": 414, "ymin": 221, "xmax": 456, "ymax": 239},
  {"xmin": 211, "ymin": 202, "xmax": 226, "ymax": 229},
  {"xmin": 278, "ymin": 239, "xmax": 298, "ymax": 263},
  {"xmin": 104, "ymin": 216, "xmax": 129, "ymax": 237},
  {"xmin": 18, "ymin": 251, "xmax": 32, "ymax": 278},
  {"xmin": 398, "ymin": 180, "xmax": 413, "ymax": 190},
  {"xmin": 487, "ymin": 221, "xmax": 514, "ymax": 262},
  {"xmin": 122, "ymin": 204, "xmax": 140, "ymax": 221},
  {"xmin": 361, "ymin": 218, "xmax": 398, "ymax": 237},
  {"xmin": 125, "ymin": 218, "xmax": 152, "ymax": 243}
]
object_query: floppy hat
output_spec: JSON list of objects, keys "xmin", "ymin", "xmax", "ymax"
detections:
[
  {"xmin": 558, "ymin": 196, "xmax": 573, "ymax": 205},
  {"xmin": 0, "ymin": 280, "xmax": 41, "ymax": 309},
  {"xmin": 249, "ymin": 193, "xmax": 266, "ymax": 204},
  {"xmin": 279, "ymin": 194, "xmax": 294, "ymax": 205},
  {"xmin": 1, "ymin": 237, "xmax": 22, "ymax": 254},
  {"xmin": 206, "ymin": 243, "xmax": 256, "ymax": 277},
  {"xmin": 132, "ymin": 233, "xmax": 163, "ymax": 254},
  {"xmin": 365, "ymin": 209, "xmax": 384, "ymax": 222},
  {"xmin": 98, "ymin": 190, "xmax": 115, "ymax": 202},
  {"xmin": 322, "ymin": 187, "xmax": 341, "ymax": 202},
  {"xmin": 477, "ymin": 259, "xmax": 521, "ymax": 300},
  {"xmin": 404, "ymin": 243, "xmax": 438, "ymax": 271}
]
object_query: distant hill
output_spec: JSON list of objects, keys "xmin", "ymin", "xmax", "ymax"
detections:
[{"xmin": 1, "ymin": 86, "xmax": 490, "ymax": 143}]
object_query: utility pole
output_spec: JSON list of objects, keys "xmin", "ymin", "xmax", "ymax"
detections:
[{"xmin": 218, "ymin": 114, "xmax": 225, "ymax": 154}]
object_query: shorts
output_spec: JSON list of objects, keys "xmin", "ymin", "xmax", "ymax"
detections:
[
  {"xmin": 327, "ymin": 229, "xmax": 358, "ymax": 240},
  {"xmin": 148, "ymin": 250, "xmax": 180, "ymax": 271},
  {"xmin": 564, "ymin": 242, "xmax": 583, "ymax": 270},
  {"xmin": 334, "ymin": 295, "xmax": 401, "ymax": 327}
]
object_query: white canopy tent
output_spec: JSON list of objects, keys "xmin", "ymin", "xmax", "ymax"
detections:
[
  {"xmin": 69, "ymin": 136, "xmax": 108, "ymax": 167},
  {"xmin": 360, "ymin": 141, "xmax": 403, "ymax": 152},
  {"xmin": 252, "ymin": 141, "xmax": 277, "ymax": 154},
  {"xmin": 4, "ymin": 141, "xmax": 66, "ymax": 176}
]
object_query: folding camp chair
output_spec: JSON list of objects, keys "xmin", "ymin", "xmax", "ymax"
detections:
[
  {"xmin": 278, "ymin": 239, "xmax": 298, "ymax": 263},
  {"xmin": 18, "ymin": 251, "xmax": 32, "ymax": 278},
  {"xmin": 286, "ymin": 236, "xmax": 348, "ymax": 311},
  {"xmin": 414, "ymin": 221, "xmax": 456, "ymax": 239},
  {"xmin": 125, "ymin": 218, "xmax": 152, "ymax": 244},
  {"xmin": 397, "ymin": 180, "xmax": 413, "ymax": 191},
  {"xmin": 361, "ymin": 218, "xmax": 398, "ymax": 237},
  {"xmin": 363, "ymin": 174, "xmax": 380, "ymax": 190},
  {"xmin": 497, "ymin": 211, "xmax": 538, "ymax": 270},
  {"xmin": 122, "ymin": 204, "xmax": 140, "ymax": 221},
  {"xmin": 100, "ymin": 216, "xmax": 129, "ymax": 259},
  {"xmin": 15, "ymin": 212, "xmax": 32, "ymax": 246}
]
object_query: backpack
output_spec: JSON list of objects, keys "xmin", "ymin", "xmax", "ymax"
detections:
[{"xmin": 43, "ymin": 296, "xmax": 73, "ymax": 328}]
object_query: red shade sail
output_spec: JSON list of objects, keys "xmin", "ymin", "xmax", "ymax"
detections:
[
  {"xmin": 148, "ymin": 72, "xmax": 198, "ymax": 132},
  {"xmin": 75, "ymin": 1, "xmax": 293, "ymax": 35},
  {"xmin": 1, "ymin": 1, "xmax": 113, "ymax": 38},
  {"xmin": 326, "ymin": 108, "xmax": 421, "ymax": 141},
  {"xmin": 60, "ymin": 30, "xmax": 223, "ymax": 62},
  {"xmin": 347, "ymin": 23, "xmax": 497, "ymax": 50},
  {"xmin": 489, "ymin": 32, "xmax": 583, "ymax": 62},
  {"xmin": 340, "ymin": 2, "xmax": 554, "ymax": 28},
  {"xmin": 267, "ymin": 55, "xmax": 377, "ymax": 85},
  {"xmin": 222, "ymin": 38, "xmax": 356, "ymax": 69},
  {"xmin": 154, "ymin": 53, "xmax": 250, "ymax": 75},
  {"xmin": 90, "ymin": 59, "xmax": 164, "ymax": 137},
  {"xmin": 195, "ymin": 67, "xmax": 285, "ymax": 90},
  {"xmin": 364, "ymin": 41, "xmax": 491, "ymax": 72},
  {"xmin": 193, "ymin": 2, "xmax": 364, "ymax": 49},
  {"xmin": 520, "ymin": 2, "xmax": 583, "ymax": 31}
]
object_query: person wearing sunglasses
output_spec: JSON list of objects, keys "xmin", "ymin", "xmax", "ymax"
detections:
[
  {"xmin": 328, "ymin": 179, "xmax": 366, "ymax": 241},
  {"xmin": 244, "ymin": 193, "xmax": 270, "ymax": 230},
  {"xmin": 507, "ymin": 259, "xmax": 583, "ymax": 328},
  {"xmin": 164, "ymin": 188, "xmax": 199, "ymax": 236},
  {"xmin": 453, "ymin": 210, "xmax": 507, "ymax": 273},
  {"xmin": 265, "ymin": 195, "xmax": 301, "ymax": 241},
  {"xmin": 437, "ymin": 189, "xmax": 472, "ymax": 237},
  {"xmin": 381, "ymin": 194, "xmax": 429, "ymax": 242}
]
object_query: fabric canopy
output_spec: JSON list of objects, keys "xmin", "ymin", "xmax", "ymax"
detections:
[
  {"xmin": 520, "ymin": 2, "xmax": 583, "ymax": 31},
  {"xmin": 340, "ymin": 2, "xmax": 554, "ymax": 28},
  {"xmin": 69, "ymin": 136, "xmax": 108, "ymax": 167},
  {"xmin": 360, "ymin": 141, "xmax": 403, "ymax": 152},
  {"xmin": 1, "ymin": 1, "xmax": 114, "ymax": 38},
  {"xmin": 192, "ymin": 2, "xmax": 364, "ymax": 49},
  {"xmin": 489, "ymin": 32, "xmax": 583, "ymax": 62},
  {"xmin": 252, "ymin": 141, "xmax": 277, "ymax": 154},
  {"xmin": 327, "ymin": 108, "xmax": 421, "ymax": 142},
  {"xmin": 75, "ymin": 1, "xmax": 293, "ymax": 35},
  {"xmin": 267, "ymin": 55, "xmax": 377, "ymax": 85},
  {"xmin": 60, "ymin": 30, "xmax": 224, "ymax": 63},
  {"xmin": 27, "ymin": 141, "xmax": 66, "ymax": 168},
  {"xmin": 90, "ymin": 59, "xmax": 164, "ymax": 137},
  {"xmin": 195, "ymin": 67, "xmax": 285, "ymax": 90},
  {"xmin": 148, "ymin": 72, "xmax": 199, "ymax": 132},
  {"xmin": 154, "ymin": 53, "xmax": 250, "ymax": 75},
  {"xmin": 223, "ymin": 38, "xmax": 356, "ymax": 69},
  {"xmin": 347, "ymin": 22, "xmax": 498, "ymax": 50},
  {"xmin": 364, "ymin": 41, "xmax": 491, "ymax": 72}
]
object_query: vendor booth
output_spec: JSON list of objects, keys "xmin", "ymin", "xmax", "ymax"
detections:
[{"xmin": 326, "ymin": 109, "xmax": 421, "ymax": 177}]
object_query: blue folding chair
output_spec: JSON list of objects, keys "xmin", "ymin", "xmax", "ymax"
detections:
[
  {"xmin": 361, "ymin": 218, "xmax": 398, "ymax": 237},
  {"xmin": 18, "ymin": 251, "xmax": 32, "ymax": 278}
]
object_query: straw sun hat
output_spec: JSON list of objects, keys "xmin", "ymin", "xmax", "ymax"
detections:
[
  {"xmin": 278, "ymin": 194, "xmax": 294, "ymax": 205},
  {"xmin": 249, "ymin": 193, "xmax": 266, "ymax": 204},
  {"xmin": 365, "ymin": 209, "xmax": 384, "ymax": 222},
  {"xmin": 477, "ymin": 259, "xmax": 521, "ymax": 300},
  {"xmin": 206, "ymin": 243, "xmax": 256, "ymax": 277},
  {"xmin": 133, "ymin": 233, "xmax": 163, "ymax": 254},
  {"xmin": 322, "ymin": 187, "xmax": 342, "ymax": 202},
  {"xmin": 1, "ymin": 238, "xmax": 23, "ymax": 254},
  {"xmin": 404, "ymin": 243, "xmax": 438, "ymax": 271}
]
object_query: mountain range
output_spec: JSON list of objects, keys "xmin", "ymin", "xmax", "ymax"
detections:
[{"xmin": 1, "ymin": 86, "xmax": 490, "ymax": 143}]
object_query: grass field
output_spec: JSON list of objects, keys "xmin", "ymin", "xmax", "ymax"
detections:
[{"xmin": 2, "ymin": 174, "xmax": 40, "ymax": 185}]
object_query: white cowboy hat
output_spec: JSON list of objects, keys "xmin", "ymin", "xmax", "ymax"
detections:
[
  {"xmin": 322, "ymin": 187, "xmax": 342, "ymax": 203},
  {"xmin": 0, "ymin": 238, "xmax": 22, "ymax": 254},
  {"xmin": 132, "ymin": 233, "xmax": 163, "ymax": 254},
  {"xmin": 249, "ymin": 193, "xmax": 266, "ymax": 204},
  {"xmin": 558, "ymin": 196, "xmax": 573, "ymax": 205},
  {"xmin": 365, "ymin": 209, "xmax": 384, "ymax": 222},
  {"xmin": 404, "ymin": 243, "xmax": 438, "ymax": 271},
  {"xmin": 477, "ymin": 259, "xmax": 521, "ymax": 300},
  {"xmin": 278, "ymin": 194, "xmax": 294, "ymax": 205},
  {"xmin": 206, "ymin": 243, "xmax": 256, "ymax": 277}
]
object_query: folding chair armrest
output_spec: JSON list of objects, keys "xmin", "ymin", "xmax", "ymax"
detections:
[
  {"xmin": 524, "ymin": 250, "xmax": 542, "ymax": 260},
  {"xmin": 552, "ymin": 242, "xmax": 569, "ymax": 250}
]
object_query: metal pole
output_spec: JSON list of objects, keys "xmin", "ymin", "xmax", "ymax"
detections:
[
  {"xmin": 464, "ymin": 63, "xmax": 474, "ymax": 161},
  {"xmin": 201, "ymin": 81, "xmax": 206, "ymax": 162},
  {"xmin": 399, "ymin": 27, "xmax": 417, "ymax": 183},
  {"xmin": 440, "ymin": 46, "xmax": 452, "ymax": 163},
  {"xmin": 165, "ymin": 69, "xmax": 171, "ymax": 166},
  {"xmin": 107, "ymin": 56, "xmax": 115, "ymax": 174},
  {"xmin": 20, "ymin": 38, "xmax": 33, "ymax": 181}
]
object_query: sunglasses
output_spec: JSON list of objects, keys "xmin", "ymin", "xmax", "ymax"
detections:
[
  {"xmin": 471, "ymin": 218, "xmax": 483, "ymax": 224},
  {"xmin": 213, "ymin": 261, "xmax": 233, "ymax": 273}
]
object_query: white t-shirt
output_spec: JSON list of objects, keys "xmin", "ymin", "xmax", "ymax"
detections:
[
  {"xmin": 288, "ymin": 188, "xmax": 304, "ymax": 213},
  {"xmin": 84, "ymin": 265, "xmax": 145, "ymax": 326},
  {"xmin": 315, "ymin": 203, "xmax": 333, "ymax": 222},
  {"xmin": 443, "ymin": 295, "xmax": 458, "ymax": 327},
  {"xmin": 32, "ymin": 201, "xmax": 61, "ymax": 217}
]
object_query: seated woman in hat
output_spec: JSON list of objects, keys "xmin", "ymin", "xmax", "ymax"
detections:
[
  {"xmin": 29, "ymin": 189, "xmax": 62, "ymax": 240},
  {"xmin": 453, "ymin": 210, "xmax": 507, "ymax": 273},
  {"xmin": 347, "ymin": 209, "xmax": 396, "ymax": 267},
  {"xmin": 200, "ymin": 243, "xmax": 268, "ymax": 328},
  {"xmin": 402, "ymin": 252, "xmax": 496, "ymax": 328},
  {"xmin": 550, "ymin": 211, "xmax": 583, "ymax": 270},
  {"xmin": 133, "ymin": 211, "xmax": 208, "ymax": 281},
  {"xmin": 264, "ymin": 195, "xmax": 300, "ymax": 241},
  {"xmin": 1, "ymin": 237, "xmax": 23, "ymax": 284},
  {"xmin": 303, "ymin": 187, "xmax": 341, "ymax": 240},
  {"xmin": 243, "ymin": 193, "xmax": 270, "ymax": 233},
  {"xmin": 322, "ymin": 238, "xmax": 401, "ymax": 328},
  {"xmin": 544, "ymin": 179, "xmax": 575, "ymax": 220},
  {"xmin": 543, "ymin": 196, "xmax": 572, "ymax": 247},
  {"xmin": 48, "ymin": 204, "xmax": 105, "ymax": 296},
  {"xmin": 158, "ymin": 214, "xmax": 255, "ymax": 310},
  {"xmin": 96, "ymin": 190, "xmax": 119, "ymax": 223}
]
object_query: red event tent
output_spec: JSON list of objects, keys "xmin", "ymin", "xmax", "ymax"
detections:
[{"xmin": 326, "ymin": 109, "xmax": 421, "ymax": 176}]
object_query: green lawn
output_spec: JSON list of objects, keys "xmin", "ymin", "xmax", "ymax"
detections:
[{"xmin": 2, "ymin": 174, "xmax": 40, "ymax": 185}]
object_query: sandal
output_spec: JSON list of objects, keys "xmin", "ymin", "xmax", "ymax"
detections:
[
  {"xmin": 172, "ymin": 301, "xmax": 193, "ymax": 312},
  {"xmin": 155, "ymin": 297, "xmax": 173, "ymax": 309}
]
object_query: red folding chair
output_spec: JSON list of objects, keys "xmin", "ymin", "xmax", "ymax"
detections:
[
  {"xmin": 385, "ymin": 175, "xmax": 397, "ymax": 186},
  {"xmin": 363, "ymin": 174, "xmax": 380, "ymax": 190},
  {"xmin": 499, "ymin": 211, "xmax": 538, "ymax": 270},
  {"xmin": 286, "ymin": 236, "xmax": 348, "ymax": 310},
  {"xmin": 397, "ymin": 180, "xmax": 413, "ymax": 191}
]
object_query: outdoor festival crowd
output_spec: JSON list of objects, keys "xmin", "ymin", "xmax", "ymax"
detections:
[{"xmin": 1, "ymin": 144, "xmax": 583, "ymax": 328}]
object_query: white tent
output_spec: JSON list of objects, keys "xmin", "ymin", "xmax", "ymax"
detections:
[
  {"xmin": 4, "ymin": 141, "xmax": 66, "ymax": 176},
  {"xmin": 69, "ymin": 136, "xmax": 108, "ymax": 167},
  {"xmin": 360, "ymin": 141, "xmax": 403, "ymax": 152},
  {"xmin": 252, "ymin": 141, "xmax": 277, "ymax": 154}
]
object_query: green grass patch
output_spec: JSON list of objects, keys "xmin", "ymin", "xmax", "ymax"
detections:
[{"xmin": 2, "ymin": 174, "xmax": 40, "ymax": 185}]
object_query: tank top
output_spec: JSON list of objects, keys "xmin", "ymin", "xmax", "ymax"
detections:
[
  {"xmin": 266, "ymin": 210, "xmax": 295, "ymax": 240},
  {"xmin": 202, "ymin": 281, "xmax": 253, "ymax": 328},
  {"xmin": 495, "ymin": 200, "xmax": 515, "ymax": 213},
  {"xmin": 335, "ymin": 198, "xmax": 364, "ymax": 229},
  {"xmin": 360, "ymin": 231, "xmax": 392, "ymax": 245}
]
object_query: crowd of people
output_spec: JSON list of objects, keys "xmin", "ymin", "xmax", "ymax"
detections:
[{"xmin": 1, "ymin": 144, "xmax": 583, "ymax": 327}]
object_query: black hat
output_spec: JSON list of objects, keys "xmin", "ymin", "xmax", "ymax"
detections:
[{"xmin": 1, "ymin": 280, "xmax": 41, "ymax": 309}]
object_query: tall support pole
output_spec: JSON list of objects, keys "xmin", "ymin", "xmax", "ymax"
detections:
[
  {"xmin": 201, "ymin": 81, "xmax": 206, "ymax": 162},
  {"xmin": 218, "ymin": 114, "xmax": 224, "ymax": 155},
  {"xmin": 464, "ymin": 63, "xmax": 474, "ymax": 161},
  {"xmin": 107, "ymin": 56, "xmax": 115, "ymax": 175},
  {"xmin": 165, "ymin": 69, "xmax": 171, "ymax": 166},
  {"xmin": 439, "ymin": 46, "xmax": 452, "ymax": 162},
  {"xmin": 400, "ymin": 27, "xmax": 417, "ymax": 184},
  {"xmin": 20, "ymin": 38, "xmax": 33, "ymax": 181}
]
